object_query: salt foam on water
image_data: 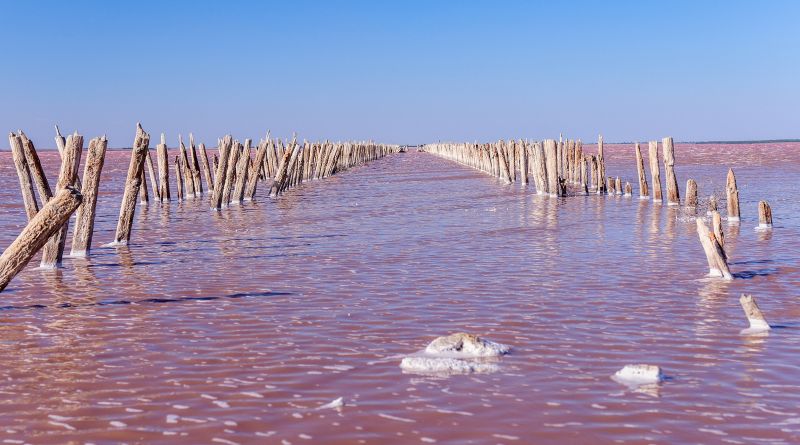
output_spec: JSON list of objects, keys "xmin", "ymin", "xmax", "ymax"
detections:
[
  {"xmin": 400, "ymin": 333, "xmax": 510, "ymax": 375},
  {"xmin": 611, "ymin": 364, "xmax": 664, "ymax": 386}
]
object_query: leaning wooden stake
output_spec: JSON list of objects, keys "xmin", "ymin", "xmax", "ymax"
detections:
[
  {"xmin": 189, "ymin": 134, "xmax": 203, "ymax": 195},
  {"xmin": 71, "ymin": 136, "xmax": 107, "ymax": 256},
  {"xmin": 696, "ymin": 218, "xmax": 732, "ymax": 279},
  {"xmin": 8, "ymin": 132, "xmax": 39, "ymax": 220},
  {"xmin": 662, "ymin": 137, "xmax": 680, "ymax": 205},
  {"xmin": 0, "ymin": 188, "xmax": 83, "ymax": 292},
  {"xmin": 634, "ymin": 142, "xmax": 649, "ymax": 199},
  {"xmin": 712, "ymin": 211, "xmax": 725, "ymax": 248},
  {"xmin": 685, "ymin": 179, "xmax": 698, "ymax": 208},
  {"xmin": 726, "ymin": 168, "xmax": 740, "ymax": 222},
  {"xmin": 113, "ymin": 124, "xmax": 149, "ymax": 245},
  {"xmin": 19, "ymin": 132, "xmax": 53, "ymax": 205},
  {"xmin": 178, "ymin": 135, "xmax": 195, "ymax": 198},
  {"xmin": 231, "ymin": 138, "xmax": 251, "ymax": 204},
  {"xmin": 739, "ymin": 294, "xmax": 771, "ymax": 333},
  {"xmin": 40, "ymin": 133, "xmax": 82, "ymax": 268},
  {"xmin": 144, "ymin": 146, "xmax": 159, "ymax": 201},
  {"xmin": 199, "ymin": 143, "xmax": 214, "ymax": 192},
  {"xmin": 210, "ymin": 136, "xmax": 233, "ymax": 210},
  {"xmin": 245, "ymin": 137, "xmax": 270, "ymax": 201},
  {"xmin": 648, "ymin": 141, "xmax": 662, "ymax": 202},
  {"xmin": 757, "ymin": 201, "xmax": 772, "ymax": 229}
]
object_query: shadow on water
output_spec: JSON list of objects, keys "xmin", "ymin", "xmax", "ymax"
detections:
[{"xmin": 0, "ymin": 290, "xmax": 294, "ymax": 312}]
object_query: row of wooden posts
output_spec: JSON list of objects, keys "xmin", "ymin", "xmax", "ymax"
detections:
[
  {"xmin": 0, "ymin": 124, "xmax": 399, "ymax": 292},
  {"xmin": 422, "ymin": 136, "xmax": 774, "ymax": 281}
]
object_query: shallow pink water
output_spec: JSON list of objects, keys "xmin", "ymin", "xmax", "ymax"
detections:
[{"xmin": 0, "ymin": 143, "xmax": 799, "ymax": 444}]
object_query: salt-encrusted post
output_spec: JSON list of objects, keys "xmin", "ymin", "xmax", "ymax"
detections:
[
  {"xmin": 113, "ymin": 124, "xmax": 149, "ymax": 245},
  {"xmin": 712, "ymin": 211, "xmax": 725, "ymax": 248},
  {"xmin": 758, "ymin": 201, "xmax": 772, "ymax": 229},
  {"xmin": 231, "ymin": 138, "xmax": 251, "ymax": 204},
  {"xmin": 199, "ymin": 143, "xmax": 214, "ymax": 192},
  {"xmin": 156, "ymin": 133, "xmax": 170, "ymax": 201},
  {"xmin": 144, "ymin": 146, "xmax": 159, "ymax": 201},
  {"xmin": 178, "ymin": 135, "xmax": 195, "ymax": 198},
  {"xmin": 8, "ymin": 132, "xmax": 39, "ymax": 220},
  {"xmin": 189, "ymin": 134, "xmax": 203, "ymax": 195},
  {"xmin": 544, "ymin": 139, "xmax": 559, "ymax": 196},
  {"xmin": 662, "ymin": 137, "xmax": 680, "ymax": 205},
  {"xmin": 174, "ymin": 155, "xmax": 184, "ymax": 201},
  {"xmin": 245, "ymin": 137, "xmax": 270, "ymax": 201},
  {"xmin": 696, "ymin": 218, "xmax": 732, "ymax": 279},
  {"xmin": 533, "ymin": 142, "xmax": 548, "ymax": 194},
  {"xmin": 648, "ymin": 141, "xmax": 662, "ymax": 202},
  {"xmin": 210, "ymin": 135, "xmax": 233, "ymax": 210},
  {"xmin": 138, "ymin": 164, "xmax": 149, "ymax": 205},
  {"xmin": 635, "ymin": 142, "xmax": 649, "ymax": 199},
  {"xmin": 624, "ymin": 182, "xmax": 632, "ymax": 196},
  {"xmin": 221, "ymin": 140, "xmax": 242, "ymax": 206},
  {"xmin": 685, "ymin": 179, "xmax": 698, "ymax": 208},
  {"xmin": 740, "ymin": 294, "xmax": 771, "ymax": 332},
  {"xmin": 519, "ymin": 140, "xmax": 528, "ymax": 185},
  {"xmin": 0, "ymin": 188, "xmax": 82, "ymax": 292},
  {"xmin": 54, "ymin": 125, "xmax": 66, "ymax": 157},
  {"xmin": 708, "ymin": 195, "xmax": 718, "ymax": 215},
  {"xmin": 40, "ymin": 133, "xmax": 82, "ymax": 268},
  {"xmin": 726, "ymin": 168, "xmax": 740, "ymax": 222},
  {"xmin": 615, "ymin": 176, "xmax": 622, "ymax": 195},
  {"xmin": 70, "ymin": 136, "xmax": 107, "ymax": 256},
  {"xmin": 19, "ymin": 132, "xmax": 53, "ymax": 205},
  {"xmin": 597, "ymin": 135, "xmax": 607, "ymax": 194}
]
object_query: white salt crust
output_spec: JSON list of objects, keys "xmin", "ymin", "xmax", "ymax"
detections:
[
  {"xmin": 400, "ymin": 333, "xmax": 510, "ymax": 375},
  {"xmin": 612, "ymin": 364, "xmax": 664, "ymax": 385}
]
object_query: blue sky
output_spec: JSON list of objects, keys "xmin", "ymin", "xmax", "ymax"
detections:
[{"xmin": 1, "ymin": 1, "xmax": 798, "ymax": 147}]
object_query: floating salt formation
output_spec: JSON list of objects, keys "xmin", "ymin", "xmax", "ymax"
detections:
[
  {"xmin": 612, "ymin": 364, "xmax": 664, "ymax": 386},
  {"xmin": 400, "ymin": 333, "xmax": 510, "ymax": 375},
  {"xmin": 740, "ymin": 294, "xmax": 771, "ymax": 334},
  {"xmin": 318, "ymin": 397, "xmax": 344, "ymax": 410}
]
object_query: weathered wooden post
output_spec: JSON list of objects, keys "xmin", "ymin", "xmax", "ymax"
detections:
[
  {"xmin": 615, "ymin": 176, "xmax": 622, "ymax": 195},
  {"xmin": 634, "ymin": 142, "xmax": 649, "ymax": 199},
  {"xmin": 178, "ymin": 135, "xmax": 195, "ymax": 198},
  {"xmin": 519, "ymin": 140, "xmax": 528, "ymax": 185},
  {"xmin": 174, "ymin": 155, "xmax": 184, "ymax": 201},
  {"xmin": 40, "ymin": 133, "xmax": 82, "ymax": 268},
  {"xmin": 758, "ymin": 201, "xmax": 772, "ymax": 229},
  {"xmin": 648, "ymin": 141, "xmax": 662, "ymax": 202},
  {"xmin": 210, "ymin": 136, "xmax": 233, "ymax": 210},
  {"xmin": 696, "ymin": 218, "xmax": 732, "ymax": 279},
  {"xmin": 156, "ymin": 133, "xmax": 170, "ymax": 202},
  {"xmin": 8, "ymin": 132, "xmax": 39, "ymax": 220},
  {"xmin": 54, "ymin": 125, "xmax": 66, "ymax": 157},
  {"xmin": 624, "ymin": 182, "xmax": 632, "ymax": 196},
  {"xmin": 189, "ymin": 134, "xmax": 203, "ymax": 195},
  {"xmin": 685, "ymin": 179, "xmax": 698, "ymax": 208},
  {"xmin": 245, "ymin": 137, "xmax": 270, "ymax": 201},
  {"xmin": 597, "ymin": 135, "xmax": 607, "ymax": 194},
  {"xmin": 708, "ymin": 194, "xmax": 718, "ymax": 215},
  {"xmin": 231, "ymin": 138, "xmax": 251, "ymax": 204},
  {"xmin": 19, "ymin": 132, "xmax": 53, "ymax": 205},
  {"xmin": 662, "ymin": 137, "xmax": 680, "ymax": 205},
  {"xmin": 739, "ymin": 294, "xmax": 771, "ymax": 333},
  {"xmin": 221, "ymin": 140, "xmax": 242, "ymax": 206},
  {"xmin": 726, "ymin": 168, "xmax": 740, "ymax": 222},
  {"xmin": 70, "ymin": 136, "xmax": 107, "ymax": 256},
  {"xmin": 0, "ymin": 188, "xmax": 83, "ymax": 292},
  {"xmin": 544, "ymin": 139, "xmax": 559, "ymax": 196},
  {"xmin": 112, "ymin": 124, "xmax": 149, "ymax": 245},
  {"xmin": 199, "ymin": 143, "xmax": 214, "ymax": 192},
  {"xmin": 712, "ymin": 211, "xmax": 725, "ymax": 248},
  {"xmin": 138, "ymin": 164, "xmax": 149, "ymax": 205},
  {"xmin": 606, "ymin": 177, "xmax": 616, "ymax": 195}
]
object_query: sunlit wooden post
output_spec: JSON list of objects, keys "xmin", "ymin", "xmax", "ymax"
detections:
[
  {"xmin": 71, "ymin": 136, "xmax": 107, "ymax": 256},
  {"xmin": 40, "ymin": 132, "xmax": 82, "ymax": 267},
  {"xmin": 113, "ymin": 124, "xmax": 149, "ymax": 245}
]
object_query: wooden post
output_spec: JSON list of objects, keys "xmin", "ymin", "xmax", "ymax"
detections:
[
  {"xmin": 144, "ymin": 146, "xmax": 159, "ymax": 201},
  {"xmin": 758, "ymin": 201, "xmax": 773, "ymax": 229},
  {"xmin": 0, "ymin": 188, "xmax": 83, "ymax": 292},
  {"xmin": 113, "ymin": 124, "xmax": 149, "ymax": 245},
  {"xmin": 708, "ymin": 194, "xmax": 718, "ymax": 215},
  {"xmin": 231, "ymin": 138, "xmax": 251, "ymax": 204},
  {"xmin": 245, "ymin": 137, "xmax": 270, "ymax": 201},
  {"xmin": 519, "ymin": 140, "xmax": 528, "ymax": 185},
  {"xmin": 624, "ymin": 182, "xmax": 632, "ymax": 196},
  {"xmin": 544, "ymin": 139, "xmax": 558, "ymax": 196},
  {"xmin": 634, "ymin": 142, "xmax": 649, "ymax": 199},
  {"xmin": 696, "ymin": 218, "xmax": 732, "ymax": 279},
  {"xmin": 19, "ymin": 132, "xmax": 53, "ymax": 205},
  {"xmin": 189, "ymin": 134, "xmax": 203, "ymax": 195},
  {"xmin": 54, "ymin": 125, "xmax": 66, "ymax": 157},
  {"xmin": 70, "ymin": 136, "xmax": 107, "ymax": 256},
  {"xmin": 178, "ymin": 135, "xmax": 194, "ymax": 198},
  {"xmin": 597, "ymin": 135, "xmax": 606, "ymax": 194},
  {"xmin": 138, "ymin": 165, "xmax": 149, "ymax": 205},
  {"xmin": 739, "ymin": 294, "xmax": 771, "ymax": 332},
  {"xmin": 210, "ymin": 136, "xmax": 233, "ymax": 210},
  {"xmin": 648, "ymin": 141, "xmax": 662, "ymax": 202},
  {"xmin": 40, "ymin": 133, "xmax": 82, "ymax": 268},
  {"xmin": 662, "ymin": 137, "xmax": 680, "ymax": 205},
  {"xmin": 712, "ymin": 210, "xmax": 725, "ymax": 248},
  {"xmin": 8, "ymin": 132, "xmax": 39, "ymax": 220},
  {"xmin": 174, "ymin": 155, "xmax": 184, "ymax": 201},
  {"xmin": 685, "ymin": 179, "xmax": 698, "ymax": 207},
  {"xmin": 156, "ymin": 133, "xmax": 171, "ymax": 202},
  {"xmin": 606, "ymin": 176, "xmax": 616, "ymax": 195},
  {"xmin": 615, "ymin": 176, "xmax": 622, "ymax": 195},
  {"xmin": 199, "ymin": 142, "xmax": 214, "ymax": 192},
  {"xmin": 726, "ymin": 168, "xmax": 740, "ymax": 222}
]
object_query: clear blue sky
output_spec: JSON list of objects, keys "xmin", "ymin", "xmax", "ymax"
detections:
[{"xmin": 1, "ymin": 1, "xmax": 798, "ymax": 147}]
